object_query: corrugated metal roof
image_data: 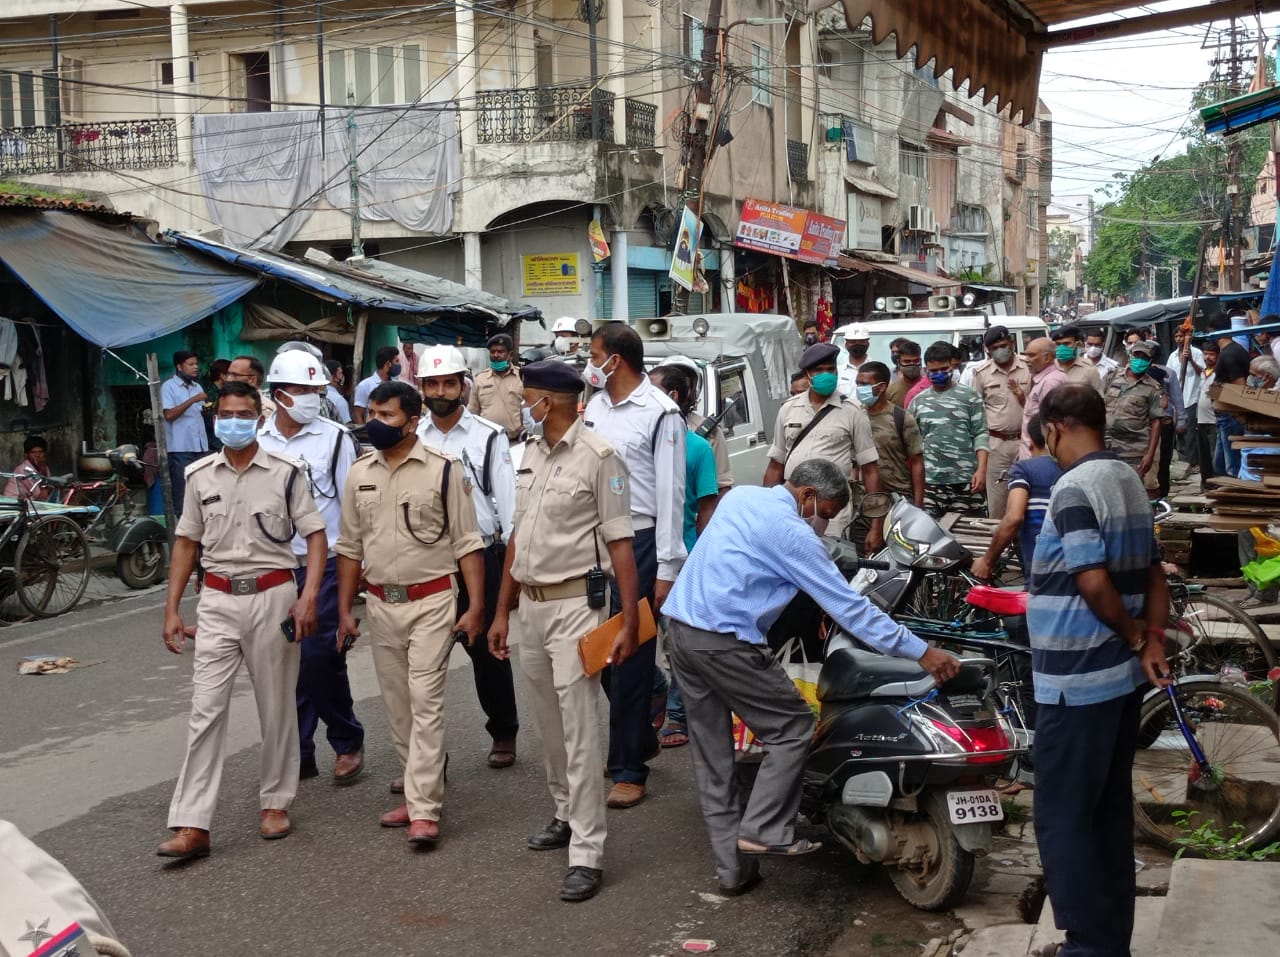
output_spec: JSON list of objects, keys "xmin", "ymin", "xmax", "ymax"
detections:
[
  {"xmin": 0, "ymin": 191, "xmax": 137, "ymax": 223},
  {"xmin": 829, "ymin": 1, "xmax": 1262, "ymax": 123}
]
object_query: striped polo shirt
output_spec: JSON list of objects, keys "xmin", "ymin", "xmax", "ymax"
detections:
[{"xmin": 1026, "ymin": 451, "xmax": 1155, "ymax": 706}]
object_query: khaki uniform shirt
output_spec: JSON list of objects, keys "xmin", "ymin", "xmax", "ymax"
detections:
[
  {"xmin": 469, "ymin": 367, "xmax": 524, "ymax": 440},
  {"xmin": 969, "ymin": 357, "xmax": 1031, "ymax": 434},
  {"xmin": 767, "ymin": 392, "xmax": 879, "ymax": 480},
  {"xmin": 1061, "ymin": 361, "xmax": 1103, "ymax": 393},
  {"xmin": 510, "ymin": 418, "xmax": 634, "ymax": 587},
  {"xmin": 688, "ymin": 411, "xmax": 733, "ymax": 490},
  {"xmin": 175, "ymin": 446, "xmax": 326, "ymax": 578},
  {"xmin": 1103, "ymin": 370, "xmax": 1162, "ymax": 462},
  {"xmin": 866, "ymin": 405, "xmax": 923, "ymax": 496},
  {"xmin": 335, "ymin": 441, "xmax": 483, "ymax": 584}
]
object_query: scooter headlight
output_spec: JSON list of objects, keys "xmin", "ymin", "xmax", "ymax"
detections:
[{"xmin": 912, "ymin": 554, "xmax": 953, "ymax": 570}]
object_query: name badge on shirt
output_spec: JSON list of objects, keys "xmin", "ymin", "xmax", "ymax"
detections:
[
  {"xmin": 201, "ymin": 494, "xmax": 221, "ymax": 505},
  {"xmin": 358, "ymin": 484, "xmax": 378, "ymax": 491}
]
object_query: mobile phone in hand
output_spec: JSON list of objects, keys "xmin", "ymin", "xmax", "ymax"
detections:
[
  {"xmin": 340, "ymin": 618, "xmax": 361, "ymax": 655},
  {"xmin": 280, "ymin": 617, "xmax": 297, "ymax": 642}
]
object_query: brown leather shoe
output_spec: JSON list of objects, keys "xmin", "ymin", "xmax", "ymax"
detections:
[
  {"xmin": 333, "ymin": 748, "xmax": 364, "ymax": 784},
  {"xmin": 487, "ymin": 739, "xmax": 516, "ymax": 769},
  {"xmin": 380, "ymin": 804, "xmax": 410, "ymax": 828},
  {"xmin": 259, "ymin": 810, "xmax": 291, "ymax": 840},
  {"xmin": 389, "ymin": 776, "xmax": 404, "ymax": 794},
  {"xmin": 606, "ymin": 782, "xmax": 646, "ymax": 809},
  {"xmin": 157, "ymin": 827, "xmax": 210, "ymax": 860},
  {"xmin": 407, "ymin": 819, "xmax": 440, "ymax": 846}
]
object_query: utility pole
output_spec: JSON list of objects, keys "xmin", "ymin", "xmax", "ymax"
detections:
[
  {"xmin": 347, "ymin": 89, "xmax": 363, "ymax": 261},
  {"xmin": 50, "ymin": 15, "xmax": 63, "ymax": 172},
  {"xmin": 585, "ymin": 0, "xmax": 602, "ymax": 140},
  {"xmin": 1228, "ymin": 17, "xmax": 1244, "ymax": 291}
]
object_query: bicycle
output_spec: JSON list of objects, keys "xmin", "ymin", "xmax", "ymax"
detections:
[{"xmin": 0, "ymin": 477, "xmax": 92, "ymax": 618}]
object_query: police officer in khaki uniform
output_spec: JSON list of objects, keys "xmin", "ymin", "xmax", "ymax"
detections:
[
  {"xmin": 158, "ymin": 381, "xmax": 329, "ymax": 861},
  {"xmin": 764, "ymin": 342, "xmax": 882, "ymax": 544},
  {"xmin": 469, "ymin": 333, "xmax": 525, "ymax": 440},
  {"xmin": 334, "ymin": 380, "xmax": 485, "ymax": 848},
  {"xmin": 1103, "ymin": 338, "xmax": 1163, "ymax": 482},
  {"xmin": 489, "ymin": 359, "xmax": 640, "ymax": 904},
  {"xmin": 968, "ymin": 325, "xmax": 1031, "ymax": 518}
]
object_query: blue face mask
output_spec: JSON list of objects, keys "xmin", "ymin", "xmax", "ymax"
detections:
[
  {"xmin": 928, "ymin": 370, "xmax": 951, "ymax": 388},
  {"xmin": 808, "ymin": 372, "xmax": 839, "ymax": 397},
  {"xmin": 855, "ymin": 384, "xmax": 877, "ymax": 406},
  {"xmin": 490, "ymin": 359, "xmax": 510, "ymax": 373},
  {"xmin": 366, "ymin": 418, "xmax": 408, "ymax": 450},
  {"xmin": 214, "ymin": 417, "xmax": 258, "ymax": 450},
  {"xmin": 1129, "ymin": 357, "xmax": 1152, "ymax": 376}
]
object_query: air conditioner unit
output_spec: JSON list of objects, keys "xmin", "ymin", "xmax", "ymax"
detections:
[
  {"xmin": 923, "ymin": 208, "xmax": 938, "ymax": 236},
  {"xmin": 908, "ymin": 204, "xmax": 925, "ymax": 231}
]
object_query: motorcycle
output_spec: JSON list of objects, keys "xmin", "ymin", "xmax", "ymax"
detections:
[{"xmin": 759, "ymin": 495, "xmax": 1025, "ymax": 911}]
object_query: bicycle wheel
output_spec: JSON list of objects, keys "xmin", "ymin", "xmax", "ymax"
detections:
[
  {"xmin": 1132, "ymin": 679, "xmax": 1280, "ymax": 852},
  {"xmin": 15, "ymin": 515, "xmax": 91, "ymax": 617},
  {"xmin": 1167, "ymin": 592, "xmax": 1277, "ymax": 712}
]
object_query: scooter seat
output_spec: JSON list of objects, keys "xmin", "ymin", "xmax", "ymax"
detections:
[
  {"xmin": 818, "ymin": 646, "xmax": 929, "ymax": 702},
  {"xmin": 965, "ymin": 584, "xmax": 1028, "ymax": 616}
]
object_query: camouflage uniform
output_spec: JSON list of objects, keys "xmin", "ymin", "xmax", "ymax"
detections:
[
  {"xmin": 1103, "ymin": 369, "xmax": 1162, "ymax": 470},
  {"xmin": 908, "ymin": 383, "xmax": 989, "ymax": 516}
]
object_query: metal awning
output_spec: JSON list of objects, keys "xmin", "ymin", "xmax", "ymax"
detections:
[
  {"xmin": 837, "ymin": 253, "xmax": 960, "ymax": 289},
  {"xmin": 964, "ymin": 283, "xmax": 1019, "ymax": 294},
  {"xmin": 844, "ymin": 173, "xmax": 897, "ymax": 199},
  {"xmin": 823, "ymin": 1, "xmax": 1280, "ymax": 122},
  {"xmin": 168, "ymin": 232, "xmax": 541, "ymax": 346}
]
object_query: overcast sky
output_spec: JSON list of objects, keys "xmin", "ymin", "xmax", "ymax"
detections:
[{"xmin": 1041, "ymin": 1, "xmax": 1280, "ymax": 201}]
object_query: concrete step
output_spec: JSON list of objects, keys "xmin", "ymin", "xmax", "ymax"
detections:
[
  {"xmin": 1155, "ymin": 859, "xmax": 1280, "ymax": 956},
  {"xmin": 1027, "ymin": 896, "xmax": 1165, "ymax": 956}
]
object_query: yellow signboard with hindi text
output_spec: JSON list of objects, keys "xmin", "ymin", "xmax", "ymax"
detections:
[{"xmin": 522, "ymin": 254, "xmax": 581, "ymax": 297}]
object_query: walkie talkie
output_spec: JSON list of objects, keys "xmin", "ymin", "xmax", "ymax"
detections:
[{"xmin": 586, "ymin": 566, "xmax": 607, "ymax": 609}]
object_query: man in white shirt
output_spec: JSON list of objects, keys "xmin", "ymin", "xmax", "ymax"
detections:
[
  {"xmin": 835, "ymin": 322, "xmax": 872, "ymax": 398},
  {"xmin": 160, "ymin": 350, "xmax": 209, "ymax": 517},
  {"xmin": 256, "ymin": 349, "xmax": 365, "ymax": 785},
  {"xmin": 353, "ymin": 346, "xmax": 402, "ymax": 424},
  {"xmin": 325, "ymin": 359, "xmax": 352, "ymax": 423},
  {"xmin": 1167, "ymin": 327, "xmax": 1206, "ymax": 472},
  {"xmin": 415, "ymin": 346, "xmax": 520, "ymax": 770},
  {"xmin": 1083, "ymin": 328, "xmax": 1119, "ymax": 379},
  {"xmin": 584, "ymin": 322, "xmax": 687, "ymax": 809}
]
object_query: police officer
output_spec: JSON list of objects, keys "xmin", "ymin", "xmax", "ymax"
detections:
[
  {"xmin": 257, "ymin": 349, "xmax": 365, "ymax": 785},
  {"xmin": 764, "ymin": 342, "xmax": 882, "ymax": 545},
  {"xmin": 1103, "ymin": 339, "xmax": 1163, "ymax": 481},
  {"xmin": 488, "ymin": 359, "xmax": 640, "ymax": 903},
  {"xmin": 415, "ymin": 345, "xmax": 520, "ymax": 769},
  {"xmin": 583, "ymin": 322, "xmax": 686, "ymax": 809},
  {"xmin": 469, "ymin": 333, "xmax": 524, "ymax": 441},
  {"xmin": 967, "ymin": 326, "xmax": 1031, "ymax": 519},
  {"xmin": 334, "ymin": 381, "xmax": 484, "ymax": 847},
  {"xmin": 158, "ymin": 380, "xmax": 328, "ymax": 860}
]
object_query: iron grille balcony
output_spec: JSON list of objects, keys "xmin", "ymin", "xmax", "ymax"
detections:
[
  {"xmin": 787, "ymin": 138, "xmax": 810, "ymax": 182},
  {"xmin": 475, "ymin": 86, "xmax": 616, "ymax": 144},
  {"xmin": 625, "ymin": 99, "xmax": 656, "ymax": 149},
  {"xmin": 0, "ymin": 118, "xmax": 178, "ymax": 176}
]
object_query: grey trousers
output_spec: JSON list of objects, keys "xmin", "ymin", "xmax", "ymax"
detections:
[{"xmin": 666, "ymin": 618, "xmax": 815, "ymax": 887}]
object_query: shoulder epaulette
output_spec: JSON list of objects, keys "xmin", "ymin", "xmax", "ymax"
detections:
[{"xmin": 184, "ymin": 456, "xmax": 217, "ymax": 477}]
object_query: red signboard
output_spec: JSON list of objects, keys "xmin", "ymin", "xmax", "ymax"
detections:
[{"xmin": 734, "ymin": 198, "xmax": 846, "ymax": 267}]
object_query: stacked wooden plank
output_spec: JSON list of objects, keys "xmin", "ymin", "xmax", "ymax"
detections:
[{"xmin": 1209, "ymin": 384, "xmax": 1280, "ymax": 530}]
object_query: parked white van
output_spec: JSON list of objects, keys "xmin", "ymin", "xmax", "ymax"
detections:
[{"xmin": 832, "ymin": 315, "xmax": 1050, "ymax": 372}]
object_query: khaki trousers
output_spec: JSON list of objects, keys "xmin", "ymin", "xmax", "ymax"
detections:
[
  {"xmin": 985, "ymin": 436, "xmax": 1020, "ymax": 520},
  {"xmin": 168, "ymin": 583, "xmax": 299, "ymax": 831},
  {"xmin": 367, "ymin": 587, "xmax": 457, "ymax": 822},
  {"xmin": 515, "ymin": 594, "xmax": 608, "ymax": 869}
]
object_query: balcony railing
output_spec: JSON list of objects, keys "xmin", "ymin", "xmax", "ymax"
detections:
[
  {"xmin": 476, "ymin": 86, "xmax": 615, "ymax": 144},
  {"xmin": 625, "ymin": 99, "xmax": 656, "ymax": 149},
  {"xmin": 786, "ymin": 138, "xmax": 810, "ymax": 182},
  {"xmin": 0, "ymin": 118, "xmax": 178, "ymax": 176}
]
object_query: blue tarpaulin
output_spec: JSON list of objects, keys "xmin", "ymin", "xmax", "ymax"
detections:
[
  {"xmin": 0, "ymin": 209, "xmax": 259, "ymax": 348},
  {"xmin": 1262, "ymin": 254, "xmax": 1280, "ymax": 318}
]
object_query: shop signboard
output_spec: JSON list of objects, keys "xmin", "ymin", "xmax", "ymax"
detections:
[
  {"xmin": 847, "ymin": 191, "xmax": 883, "ymax": 251},
  {"xmin": 735, "ymin": 198, "xmax": 845, "ymax": 267},
  {"xmin": 522, "ymin": 253, "xmax": 580, "ymax": 296}
]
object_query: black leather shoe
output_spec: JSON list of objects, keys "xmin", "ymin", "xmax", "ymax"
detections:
[
  {"xmin": 299, "ymin": 757, "xmax": 319, "ymax": 780},
  {"xmin": 528, "ymin": 818, "xmax": 572, "ymax": 851},
  {"xmin": 719, "ymin": 863, "xmax": 763, "ymax": 897},
  {"xmin": 559, "ymin": 865, "xmax": 603, "ymax": 902}
]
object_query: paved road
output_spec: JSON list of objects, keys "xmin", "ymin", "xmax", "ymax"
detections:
[{"xmin": 1, "ymin": 584, "xmax": 949, "ymax": 957}]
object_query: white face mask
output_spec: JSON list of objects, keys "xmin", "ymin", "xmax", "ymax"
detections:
[
  {"xmin": 278, "ymin": 390, "xmax": 324, "ymax": 424},
  {"xmin": 553, "ymin": 337, "xmax": 573, "ymax": 355},
  {"xmin": 797, "ymin": 491, "xmax": 819, "ymax": 527},
  {"xmin": 523, "ymin": 396, "xmax": 549, "ymax": 427},
  {"xmin": 583, "ymin": 355, "xmax": 616, "ymax": 390},
  {"xmin": 1085, "ymin": 345, "xmax": 1103, "ymax": 360}
]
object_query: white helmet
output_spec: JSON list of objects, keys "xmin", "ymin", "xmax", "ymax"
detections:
[
  {"xmin": 415, "ymin": 344, "xmax": 469, "ymax": 378},
  {"xmin": 552, "ymin": 316, "xmax": 580, "ymax": 334},
  {"xmin": 276, "ymin": 340, "xmax": 323, "ymax": 359},
  {"xmin": 658, "ymin": 354, "xmax": 702, "ymax": 387},
  {"xmin": 267, "ymin": 349, "xmax": 327, "ymax": 386},
  {"xmin": 840, "ymin": 322, "xmax": 871, "ymax": 341}
]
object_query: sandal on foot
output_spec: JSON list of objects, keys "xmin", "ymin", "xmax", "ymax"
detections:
[
  {"xmin": 736, "ymin": 837, "xmax": 823, "ymax": 856},
  {"xmin": 659, "ymin": 723, "xmax": 689, "ymax": 749}
]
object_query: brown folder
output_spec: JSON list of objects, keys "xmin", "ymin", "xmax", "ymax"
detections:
[{"xmin": 577, "ymin": 598, "xmax": 658, "ymax": 677}]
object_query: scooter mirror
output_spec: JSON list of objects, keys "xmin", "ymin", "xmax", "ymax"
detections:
[{"xmin": 858, "ymin": 491, "xmax": 893, "ymax": 520}]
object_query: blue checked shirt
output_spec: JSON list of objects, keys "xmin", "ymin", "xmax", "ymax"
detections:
[{"xmin": 663, "ymin": 485, "xmax": 927, "ymax": 658}]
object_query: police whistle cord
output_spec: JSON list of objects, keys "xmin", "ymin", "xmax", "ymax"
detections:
[{"xmin": 87, "ymin": 933, "xmax": 134, "ymax": 957}]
